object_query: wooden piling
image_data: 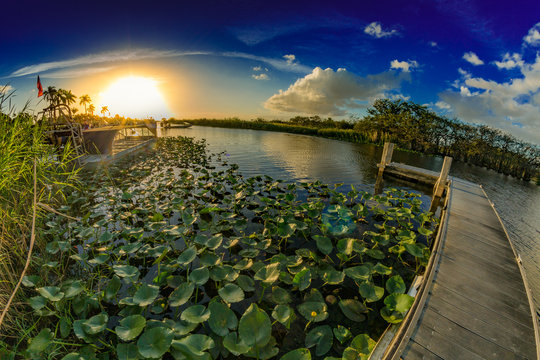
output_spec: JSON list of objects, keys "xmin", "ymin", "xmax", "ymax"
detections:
[{"xmin": 375, "ymin": 143, "xmax": 394, "ymax": 194}]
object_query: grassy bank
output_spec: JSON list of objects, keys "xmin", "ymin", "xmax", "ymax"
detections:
[
  {"xmin": 0, "ymin": 98, "xmax": 78, "ymax": 334},
  {"xmin": 3, "ymin": 136, "xmax": 439, "ymax": 359}
]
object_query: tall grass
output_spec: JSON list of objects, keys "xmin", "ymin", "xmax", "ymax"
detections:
[{"xmin": 0, "ymin": 91, "xmax": 78, "ymax": 333}]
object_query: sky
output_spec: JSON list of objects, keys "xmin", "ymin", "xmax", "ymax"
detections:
[{"xmin": 1, "ymin": 0, "xmax": 540, "ymax": 144}]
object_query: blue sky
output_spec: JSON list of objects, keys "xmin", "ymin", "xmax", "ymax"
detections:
[{"xmin": 1, "ymin": 0, "xmax": 540, "ymax": 144}]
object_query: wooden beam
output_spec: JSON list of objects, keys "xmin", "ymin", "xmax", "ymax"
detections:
[{"xmin": 433, "ymin": 156, "xmax": 452, "ymax": 198}]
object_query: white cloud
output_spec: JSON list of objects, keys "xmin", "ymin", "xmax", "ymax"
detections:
[
  {"xmin": 283, "ymin": 54, "xmax": 296, "ymax": 65},
  {"xmin": 8, "ymin": 49, "xmax": 310, "ymax": 79},
  {"xmin": 9, "ymin": 49, "xmax": 207, "ymax": 77},
  {"xmin": 0, "ymin": 85, "xmax": 14, "ymax": 94},
  {"xmin": 41, "ymin": 66, "xmax": 115, "ymax": 79},
  {"xmin": 252, "ymin": 73, "xmax": 269, "ymax": 80},
  {"xmin": 389, "ymin": 93, "xmax": 410, "ymax": 101},
  {"xmin": 523, "ymin": 22, "xmax": 540, "ymax": 46},
  {"xmin": 364, "ymin": 22, "xmax": 398, "ymax": 38},
  {"xmin": 390, "ymin": 59, "xmax": 418, "ymax": 72},
  {"xmin": 494, "ymin": 53, "xmax": 524, "ymax": 70},
  {"xmin": 463, "ymin": 52, "xmax": 484, "ymax": 65},
  {"xmin": 438, "ymin": 54, "xmax": 540, "ymax": 144},
  {"xmin": 458, "ymin": 68, "xmax": 471, "ymax": 78},
  {"xmin": 253, "ymin": 66, "xmax": 262, "ymax": 71},
  {"xmin": 264, "ymin": 67, "xmax": 405, "ymax": 115},
  {"xmin": 222, "ymin": 52, "xmax": 310, "ymax": 74},
  {"xmin": 435, "ymin": 101, "xmax": 451, "ymax": 110},
  {"xmin": 429, "ymin": 41, "xmax": 438, "ymax": 47}
]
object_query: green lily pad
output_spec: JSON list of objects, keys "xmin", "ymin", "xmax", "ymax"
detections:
[
  {"xmin": 373, "ymin": 262, "xmax": 392, "ymax": 275},
  {"xmin": 305, "ymin": 325, "xmax": 333, "ymax": 356},
  {"xmin": 342, "ymin": 334, "xmax": 376, "ymax": 360},
  {"xmin": 222, "ymin": 332, "xmax": 250, "ymax": 356},
  {"xmin": 105, "ymin": 276, "xmax": 122, "ymax": 301},
  {"xmin": 338, "ymin": 299, "xmax": 367, "ymax": 322},
  {"xmin": 181, "ymin": 305, "xmax": 211, "ymax": 323},
  {"xmin": 200, "ymin": 253, "xmax": 221, "ymax": 267},
  {"xmin": 27, "ymin": 328, "xmax": 53, "ymax": 354},
  {"xmin": 22, "ymin": 275, "xmax": 40, "ymax": 287},
  {"xmin": 365, "ymin": 248, "xmax": 385, "ymax": 259},
  {"xmin": 344, "ymin": 266, "xmax": 371, "ymax": 281},
  {"xmin": 189, "ymin": 267, "xmax": 210, "ymax": 285},
  {"xmin": 116, "ymin": 343, "xmax": 139, "ymax": 360},
  {"xmin": 337, "ymin": 238, "xmax": 355, "ymax": 255},
  {"xmin": 272, "ymin": 304, "xmax": 294, "ymax": 328},
  {"xmin": 116, "ymin": 315, "xmax": 146, "ymax": 341},
  {"xmin": 171, "ymin": 334, "xmax": 215, "ymax": 357},
  {"xmin": 133, "ymin": 284, "xmax": 159, "ymax": 306},
  {"xmin": 321, "ymin": 268, "xmax": 345, "ymax": 284},
  {"xmin": 29, "ymin": 296, "xmax": 47, "ymax": 310},
  {"xmin": 404, "ymin": 243, "xmax": 424, "ymax": 258},
  {"xmin": 218, "ymin": 283, "xmax": 245, "ymax": 303},
  {"xmin": 297, "ymin": 301, "xmax": 328, "ymax": 322},
  {"xmin": 238, "ymin": 303, "xmax": 272, "ymax": 348},
  {"xmin": 83, "ymin": 313, "xmax": 108, "ymax": 335},
  {"xmin": 254, "ymin": 263, "xmax": 281, "ymax": 284},
  {"xmin": 177, "ymin": 246, "xmax": 197, "ymax": 266},
  {"xmin": 271, "ymin": 286, "xmax": 292, "ymax": 304},
  {"xmin": 208, "ymin": 301, "xmax": 238, "ymax": 336},
  {"xmin": 333, "ymin": 325, "xmax": 352, "ymax": 344},
  {"xmin": 384, "ymin": 293, "xmax": 415, "ymax": 313},
  {"xmin": 386, "ymin": 275, "xmax": 406, "ymax": 294},
  {"xmin": 137, "ymin": 327, "xmax": 174, "ymax": 359},
  {"xmin": 236, "ymin": 275, "xmax": 255, "ymax": 292},
  {"xmin": 292, "ymin": 268, "xmax": 311, "ymax": 291},
  {"xmin": 113, "ymin": 265, "xmax": 140, "ymax": 282},
  {"xmin": 63, "ymin": 281, "xmax": 84, "ymax": 299},
  {"xmin": 313, "ymin": 235, "xmax": 332, "ymax": 255},
  {"xmin": 37, "ymin": 286, "xmax": 64, "ymax": 302},
  {"xmin": 358, "ymin": 282, "xmax": 384, "ymax": 302},
  {"xmin": 280, "ymin": 348, "xmax": 311, "ymax": 360},
  {"xmin": 169, "ymin": 282, "xmax": 194, "ymax": 307}
]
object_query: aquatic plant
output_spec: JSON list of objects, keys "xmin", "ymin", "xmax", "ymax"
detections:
[{"xmin": 10, "ymin": 136, "xmax": 438, "ymax": 359}]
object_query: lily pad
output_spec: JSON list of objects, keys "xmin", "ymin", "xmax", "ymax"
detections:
[
  {"xmin": 116, "ymin": 315, "xmax": 146, "ymax": 341},
  {"xmin": 305, "ymin": 325, "xmax": 333, "ymax": 356},
  {"xmin": 338, "ymin": 299, "xmax": 367, "ymax": 322},
  {"xmin": 181, "ymin": 305, "xmax": 211, "ymax": 323},
  {"xmin": 208, "ymin": 301, "xmax": 238, "ymax": 336},
  {"xmin": 83, "ymin": 313, "xmax": 108, "ymax": 335},
  {"xmin": 280, "ymin": 348, "xmax": 311, "ymax": 360},
  {"xmin": 116, "ymin": 343, "xmax": 139, "ymax": 360},
  {"xmin": 238, "ymin": 303, "xmax": 272, "ymax": 348},
  {"xmin": 169, "ymin": 282, "xmax": 194, "ymax": 307},
  {"xmin": 254, "ymin": 263, "xmax": 281, "ymax": 284},
  {"xmin": 358, "ymin": 282, "xmax": 384, "ymax": 302},
  {"xmin": 313, "ymin": 235, "xmax": 332, "ymax": 255},
  {"xmin": 385, "ymin": 275, "xmax": 406, "ymax": 294},
  {"xmin": 189, "ymin": 267, "xmax": 210, "ymax": 285},
  {"xmin": 133, "ymin": 284, "xmax": 159, "ymax": 307},
  {"xmin": 218, "ymin": 283, "xmax": 245, "ymax": 303},
  {"xmin": 137, "ymin": 327, "xmax": 174, "ymax": 359},
  {"xmin": 37, "ymin": 286, "xmax": 64, "ymax": 302}
]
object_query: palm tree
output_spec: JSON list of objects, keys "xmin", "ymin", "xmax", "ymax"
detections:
[
  {"xmin": 79, "ymin": 94, "xmax": 91, "ymax": 114},
  {"xmin": 43, "ymin": 86, "xmax": 58, "ymax": 106},
  {"xmin": 100, "ymin": 106, "xmax": 109, "ymax": 117},
  {"xmin": 88, "ymin": 104, "xmax": 95, "ymax": 115},
  {"xmin": 71, "ymin": 108, "xmax": 79, "ymax": 115},
  {"xmin": 59, "ymin": 89, "xmax": 77, "ymax": 107}
]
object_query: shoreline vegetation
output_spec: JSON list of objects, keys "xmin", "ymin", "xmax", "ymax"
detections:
[
  {"xmin": 1, "ymin": 136, "xmax": 438, "ymax": 359},
  {"xmin": 176, "ymin": 100, "xmax": 539, "ymax": 183}
]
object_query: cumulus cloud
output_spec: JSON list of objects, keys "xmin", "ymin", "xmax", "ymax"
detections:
[
  {"xmin": 252, "ymin": 73, "xmax": 269, "ymax": 80},
  {"xmin": 435, "ymin": 101, "xmax": 451, "ymax": 110},
  {"xmin": 438, "ymin": 54, "xmax": 540, "ymax": 144},
  {"xmin": 364, "ymin": 22, "xmax": 398, "ymax": 38},
  {"xmin": 463, "ymin": 51, "xmax": 484, "ymax": 65},
  {"xmin": 264, "ymin": 67, "xmax": 404, "ymax": 115},
  {"xmin": 222, "ymin": 52, "xmax": 310, "ymax": 74},
  {"xmin": 429, "ymin": 41, "xmax": 438, "ymax": 47},
  {"xmin": 494, "ymin": 53, "xmax": 524, "ymax": 70},
  {"xmin": 523, "ymin": 22, "xmax": 540, "ymax": 46},
  {"xmin": 0, "ymin": 85, "xmax": 14, "ymax": 94},
  {"xmin": 390, "ymin": 59, "xmax": 418, "ymax": 72}
]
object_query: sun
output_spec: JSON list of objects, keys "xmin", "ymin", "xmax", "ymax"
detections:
[{"xmin": 97, "ymin": 76, "xmax": 171, "ymax": 119}]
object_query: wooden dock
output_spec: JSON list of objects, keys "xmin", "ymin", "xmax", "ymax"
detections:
[{"xmin": 372, "ymin": 144, "xmax": 539, "ymax": 360}]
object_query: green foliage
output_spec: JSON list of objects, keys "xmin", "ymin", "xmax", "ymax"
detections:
[{"xmin": 15, "ymin": 136, "xmax": 437, "ymax": 359}]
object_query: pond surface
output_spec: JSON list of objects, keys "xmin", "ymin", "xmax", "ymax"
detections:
[{"xmin": 161, "ymin": 126, "xmax": 540, "ymax": 318}]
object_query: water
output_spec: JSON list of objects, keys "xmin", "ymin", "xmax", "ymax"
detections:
[{"xmin": 162, "ymin": 126, "xmax": 540, "ymax": 316}]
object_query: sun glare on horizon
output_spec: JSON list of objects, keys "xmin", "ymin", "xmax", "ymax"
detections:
[{"xmin": 97, "ymin": 76, "xmax": 171, "ymax": 119}]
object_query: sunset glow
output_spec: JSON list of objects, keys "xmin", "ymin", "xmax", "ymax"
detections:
[{"xmin": 97, "ymin": 76, "xmax": 170, "ymax": 118}]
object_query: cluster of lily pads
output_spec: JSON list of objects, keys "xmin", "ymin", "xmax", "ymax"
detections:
[{"xmin": 20, "ymin": 136, "xmax": 438, "ymax": 359}]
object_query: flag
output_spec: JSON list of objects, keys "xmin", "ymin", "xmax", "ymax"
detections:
[{"xmin": 37, "ymin": 76, "xmax": 43, "ymax": 97}]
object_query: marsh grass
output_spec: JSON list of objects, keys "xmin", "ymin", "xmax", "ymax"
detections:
[{"xmin": 0, "ymin": 90, "xmax": 79, "ymax": 333}]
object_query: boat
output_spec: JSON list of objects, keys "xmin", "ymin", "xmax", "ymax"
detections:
[{"xmin": 163, "ymin": 121, "xmax": 192, "ymax": 129}]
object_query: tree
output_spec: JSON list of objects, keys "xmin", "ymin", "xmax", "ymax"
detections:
[
  {"xmin": 58, "ymin": 89, "xmax": 77, "ymax": 107},
  {"xmin": 88, "ymin": 104, "xmax": 95, "ymax": 115},
  {"xmin": 43, "ymin": 86, "xmax": 59, "ymax": 106},
  {"xmin": 100, "ymin": 106, "xmax": 109, "ymax": 117},
  {"xmin": 79, "ymin": 94, "xmax": 91, "ymax": 114}
]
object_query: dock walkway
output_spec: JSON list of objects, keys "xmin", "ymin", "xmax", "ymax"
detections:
[{"xmin": 379, "ymin": 162, "xmax": 538, "ymax": 359}]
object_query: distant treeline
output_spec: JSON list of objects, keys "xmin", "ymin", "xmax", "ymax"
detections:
[{"xmin": 180, "ymin": 99, "xmax": 539, "ymax": 182}]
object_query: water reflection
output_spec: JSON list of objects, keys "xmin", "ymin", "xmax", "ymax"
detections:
[{"xmin": 162, "ymin": 126, "xmax": 540, "ymax": 314}]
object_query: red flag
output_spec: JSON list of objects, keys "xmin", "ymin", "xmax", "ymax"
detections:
[{"xmin": 37, "ymin": 76, "xmax": 43, "ymax": 97}]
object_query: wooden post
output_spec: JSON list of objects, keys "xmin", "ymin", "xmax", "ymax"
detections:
[
  {"xmin": 375, "ymin": 143, "xmax": 394, "ymax": 194},
  {"xmin": 429, "ymin": 156, "xmax": 452, "ymax": 212}
]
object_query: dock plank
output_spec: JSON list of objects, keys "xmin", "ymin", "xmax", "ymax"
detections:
[{"xmin": 379, "ymin": 165, "xmax": 537, "ymax": 360}]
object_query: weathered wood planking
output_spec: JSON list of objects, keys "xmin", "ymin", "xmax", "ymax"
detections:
[{"xmin": 377, "ymin": 168, "xmax": 538, "ymax": 359}]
